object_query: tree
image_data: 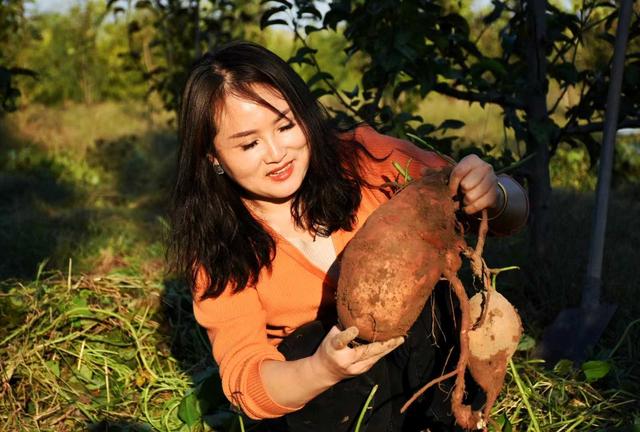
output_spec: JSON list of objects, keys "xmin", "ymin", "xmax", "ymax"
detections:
[
  {"xmin": 107, "ymin": 0, "xmax": 261, "ymax": 114},
  {"xmin": 0, "ymin": 0, "xmax": 36, "ymax": 113},
  {"xmin": 263, "ymin": 0, "xmax": 640, "ymax": 271}
]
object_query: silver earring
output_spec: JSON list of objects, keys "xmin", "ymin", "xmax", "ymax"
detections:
[{"xmin": 213, "ymin": 164, "xmax": 224, "ymax": 175}]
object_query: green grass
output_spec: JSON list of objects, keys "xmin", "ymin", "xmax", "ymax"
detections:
[
  {"xmin": 0, "ymin": 102, "xmax": 639, "ymax": 431},
  {"xmin": 1, "ymin": 271, "xmax": 193, "ymax": 431},
  {"xmin": 6, "ymin": 100, "xmax": 173, "ymax": 155}
]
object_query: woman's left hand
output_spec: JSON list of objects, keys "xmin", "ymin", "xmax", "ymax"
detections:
[{"xmin": 448, "ymin": 154, "xmax": 501, "ymax": 215}]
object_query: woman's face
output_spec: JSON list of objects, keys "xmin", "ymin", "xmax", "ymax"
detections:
[{"xmin": 212, "ymin": 84, "xmax": 310, "ymax": 207}]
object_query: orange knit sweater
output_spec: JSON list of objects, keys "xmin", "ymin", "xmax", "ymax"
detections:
[{"xmin": 193, "ymin": 125, "xmax": 451, "ymax": 419}]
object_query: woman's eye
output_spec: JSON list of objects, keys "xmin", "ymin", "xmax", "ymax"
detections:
[
  {"xmin": 241, "ymin": 141, "xmax": 258, "ymax": 151},
  {"xmin": 279, "ymin": 122, "xmax": 295, "ymax": 132}
]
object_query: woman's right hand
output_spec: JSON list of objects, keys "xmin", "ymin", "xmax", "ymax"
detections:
[{"xmin": 310, "ymin": 325, "xmax": 404, "ymax": 384}]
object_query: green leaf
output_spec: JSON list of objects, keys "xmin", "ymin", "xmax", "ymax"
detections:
[
  {"xmin": 483, "ymin": 0, "xmax": 505, "ymax": 25},
  {"xmin": 553, "ymin": 62, "xmax": 579, "ymax": 85},
  {"xmin": 311, "ymin": 88, "xmax": 330, "ymax": 99},
  {"xmin": 307, "ymin": 72, "xmax": 333, "ymax": 88},
  {"xmin": 262, "ymin": 18, "xmax": 289, "ymax": 28},
  {"xmin": 288, "ymin": 46, "xmax": 317, "ymax": 65},
  {"xmin": 260, "ymin": 6, "xmax": 288, "ymax": 29},
  {"xmin": 342, "ymin": 85, "xmax": 359, "ymax": 99},
  {"xmin": 45, "ymin": 360, "xmax": 60, "ymax": 377},
  {"xmin": 72, "ymin": 295, "xmax": 88, "ymax": 308},
  {"xmin": 305, "ymin": 25, "xmax": 322, "ymax": 34},
  {"xmin": 178, "ymin": 388, "xmax": 201, "ymax": 426},
  {"xmin": 78, "ymin": 363, "xmax": 93, "ymax": 381},
  {"xmin": 502, "ymin": 416, "xmax": 513, "ymax": 432},
  {"xmin": 597, "ymin": 32, "xmax": 616, "ymax": 45},
  {"xmin": 393, "ymin": 80, "xmax": 416, "ymax": 99},
  {"xmin": 260, "ymin": 0, "xmax": 292, "ymax": 6},
  {"xmin": 416, "ymin": 124, "xmax": 436, "ymax": 136},
  {"xmin": 491, "ymin": 413, "xmax": 513, "ymax": 432},
  {"xmin": 438, "ymin": 119, "xmax": 465, "ymax": 131},
  {"xmin": 516, "ymin": 334, "xmax": 535, "ymax": 351},
  {"xmin": 294, "ymin": 46, "xmax": 317, "ymax": 57},
  {"xmin": 553, "ymin": 359, "xmax": 574, "ymax": 376},
  {"xmin": 134, "ymin": 0, "xmax": 152, "ymax": 9},
  {"xmin": 582, "ymin": 360, "xmax": 611, "ymax": 382},
  {"xmin": 299, "ymin": 5, "xmax": 322, "ymax": 20},
  {"xmin": 470, "ymin": 57, "xmax": 507, "ymax": 80},
  {"xmin": 529, "ymin": 119, "xmax": 559, "ymax": 147},
  {"xmin": 192, "ymin": 367, "xmax": 226, "ymax": 415}
]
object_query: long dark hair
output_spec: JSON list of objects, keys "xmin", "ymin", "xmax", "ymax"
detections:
[{"xmin": 169, "ymin": 41, "xmax": 378, "ymax": 300}]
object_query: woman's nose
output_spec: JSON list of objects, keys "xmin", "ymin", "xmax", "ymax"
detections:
[{"xmin": 264, "ymin": 136, "xmax": 286, "ymax": 162}]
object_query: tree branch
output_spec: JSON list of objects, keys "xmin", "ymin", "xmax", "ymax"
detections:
[
  {"xmin": 563, "ymin": 118, "xmax": 640, "ymax": 135},
  {"xmin": 291, "ymin": 23, "xmax": 361, "ymax": 119},
  {"xmin": 433, "ymin": 83, "xmax": 526, "ymax": 110}
]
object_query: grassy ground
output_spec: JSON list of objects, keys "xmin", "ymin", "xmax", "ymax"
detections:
[{"xmin": 0, "ymin": 102, "xmax": 638, "ymax": 431}]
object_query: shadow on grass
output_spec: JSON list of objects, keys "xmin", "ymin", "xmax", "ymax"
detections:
[
  {"xmin": 0, "ymin": 136, "xmax": 86, "ymax": 279},
  {"xmin": 0, "ymin": 126, "xmax": 175, "ymax": 280},
  {"xmin": 87, "ymin": 131, "xmax": 176, "ymax": 210}
]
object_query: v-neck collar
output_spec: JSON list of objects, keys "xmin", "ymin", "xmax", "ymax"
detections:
[{"xmin": 274, "ymin": 232, "xmax": 338, "ymax": 282}]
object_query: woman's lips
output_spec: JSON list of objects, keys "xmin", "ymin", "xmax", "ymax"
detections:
[{"xmin": 267, "ymin": 161, "xmax": 294, "ymax": 181}]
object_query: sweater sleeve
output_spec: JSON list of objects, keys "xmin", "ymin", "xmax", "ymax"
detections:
[
  {"xmin": 193, "ymin": 273, "xmax": 303, "ymax": 419},
  {"xmin": 352, "ymin": 125, "xmax": 453, "ymax": 193},
  {"xmin": 352, "ymin": 125, "xmax": 528, "ymax": 235}
]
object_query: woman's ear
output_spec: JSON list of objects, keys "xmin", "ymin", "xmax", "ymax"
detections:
[
  {"xmin": 207, "ymin": 153, "xmax": 225, "ymax": 175},
  {"xmin": 206, "ymin": 153, "xmax": 218, "ymax": 165}
]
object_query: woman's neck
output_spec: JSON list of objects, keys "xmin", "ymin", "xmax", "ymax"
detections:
[
  {"xmin": 244, "ymin": 197, "xmax": 337, "ymax": 273},
  {"xmin": 244, "ymin": 197, "xmax": 304, "ymax": 236}
]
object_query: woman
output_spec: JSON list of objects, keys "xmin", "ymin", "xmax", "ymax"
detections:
[{"xmin": 170, "ymin": 41, "xmax": 528, "ymax": 431}]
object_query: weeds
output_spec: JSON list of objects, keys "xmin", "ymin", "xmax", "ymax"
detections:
[
  {"xmin": 495, "ymin": 356, "xmax": 638, "ymax": 431},
  {"xmin": 0, "ymin": 271, "xmax": 189, "ymax": 430}
]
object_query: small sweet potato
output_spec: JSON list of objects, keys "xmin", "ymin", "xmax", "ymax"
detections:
[{"xmin": 468, "ymin": 290, "xmax": 522, "ymax": 422}]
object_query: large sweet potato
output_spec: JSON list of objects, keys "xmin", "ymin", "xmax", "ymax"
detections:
[{"xmin": 336, "ymin": 168, "xmax": 465, "ymax": 341}]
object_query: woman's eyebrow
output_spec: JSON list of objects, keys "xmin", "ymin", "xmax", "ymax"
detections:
[{"xmin": 227, "ymin": 109, "xmax": 292, "ymax": 139}]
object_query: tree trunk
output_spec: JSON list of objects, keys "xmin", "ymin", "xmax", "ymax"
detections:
[
  {"xmin": 524, "ymin": 0, "xmax": 551, "ymax": 272},
  {"xmin": 193, "ymin": 0, "xmax": 201, "ymax": 59}
]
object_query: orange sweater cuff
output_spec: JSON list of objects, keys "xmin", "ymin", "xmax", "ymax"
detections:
[{"xmin": 242, "ymin": 356, "xmax": 305, "ymax": 419}]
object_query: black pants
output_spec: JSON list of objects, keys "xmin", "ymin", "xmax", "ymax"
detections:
[{"xmin": 264, "ymin": 290, "xmax": 464, "ymax": 432}]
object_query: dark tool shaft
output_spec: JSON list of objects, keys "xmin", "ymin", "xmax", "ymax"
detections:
[{"xmin": 582, "ymin": 0, "xmax": 633, "ymax": 310}]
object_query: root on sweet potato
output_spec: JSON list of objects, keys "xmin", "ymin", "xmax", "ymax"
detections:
[{"xmin": 336, "ymin": 167, "xmax": 522, "ymax": 431}]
